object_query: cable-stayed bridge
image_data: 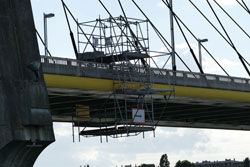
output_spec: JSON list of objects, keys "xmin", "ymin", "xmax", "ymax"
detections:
[{"xmin": 0, "ymin": 0, "xmax": 249, "ymax": 166}]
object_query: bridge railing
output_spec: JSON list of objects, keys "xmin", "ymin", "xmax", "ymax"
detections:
[{"xmin": 41, "ymin": 56, "xmax": 250, "ymax": 87}]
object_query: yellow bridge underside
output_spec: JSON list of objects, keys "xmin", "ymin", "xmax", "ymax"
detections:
[{"xmin": 44, "ymin": 74, "xmax": 250, "ymax": 103}]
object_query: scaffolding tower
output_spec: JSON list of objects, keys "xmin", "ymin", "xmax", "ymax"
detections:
[{"xmin": 71, "ymin": 16, "xmax": 174, "ymax": 141}]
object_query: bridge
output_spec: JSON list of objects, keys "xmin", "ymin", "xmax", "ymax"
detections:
[
  {"xmin": 0, "ymin": 0, "xmax": 249, "ymax": 166},
  {"xmin": 42, "ymin": 56, "xmax": 250, "ymax": 130}
]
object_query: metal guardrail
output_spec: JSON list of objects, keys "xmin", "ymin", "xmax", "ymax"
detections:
[{"xmin": 41, "ymin": 56, "xmax": 250, "ymax": 86}]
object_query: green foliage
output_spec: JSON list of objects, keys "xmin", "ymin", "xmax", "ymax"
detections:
[
  {"xmin": 244, "ymin": 158, "xmax": 250, "ymax": 167},
  {"xmin": 175, "ymin": 160, "xmax": 195, "ymax": 167},
  {"xmin": 159, "ymin": 154, "xmax": 170, "ymax": 167}
]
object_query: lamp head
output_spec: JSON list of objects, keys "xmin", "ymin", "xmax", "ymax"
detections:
[
  {"xmin": 44, "ymin": 13, "xmax": 55, "ymax": 18},
  {"xmin": 198, "ymin": 38, "xmax": 208, "ymax": 43}
]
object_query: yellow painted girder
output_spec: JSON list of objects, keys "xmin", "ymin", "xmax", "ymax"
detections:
[{"xmin": 44, "ymin": 74, "xmax": 250, "ymax": 103}]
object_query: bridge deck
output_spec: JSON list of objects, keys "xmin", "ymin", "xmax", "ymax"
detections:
[{"xmin": 41, "ymin": 56, "xmax": 250, "ymax": 130}]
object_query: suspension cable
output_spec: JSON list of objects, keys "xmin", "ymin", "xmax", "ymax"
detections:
[
  {"xmin": 98, "ymin": 0, "xmax": 151, "ymax": 69},
  {"xmin": 131, "ymin": 0, "xmax": 194, "ymax": 73},
  {"xmin": 98, "ymin": 0, "xmax": 139, "ymax": 51},
  {"xmin": 164, "ymin": 0, "xmax": 204, "ymax": 74},
  {"xmin": 213, "ymin": 0, "xmax": 250, "ymax": 38},
  {"xmin": 236, "ymin": 0, "xmax": 250, "ymax": 14},
  {"xmin": 118, "ymin": 0, "xmax": 146, "ymax": 53},
  {"xmin": 188, "ymin": 0, "xmax": 234, "ymax": 47},
  {"xmin": 207, "ymin": 1, "xmax": 235, "ymax": 46},
  {"xmin": 188, "ymin": 0, "xmax": 250, "ymax": 76},
  {"xmin": 206, "ymin": 0, "xmax": 250, "ymax": 76},
  {"xmin": 61, "ymin": 0, "xmax": 79, "ymax": 58},
  {"xmin": 162, "ymin": 0, "xmax": 230, "ymax": 76},
  {"xmin": 35, "ymin": 28, "xmax": 54, "ymax": 60},
  {"xmin": 117, "ymin": 0, "xmax": 149, "ymax": 66},
  {"xmin": 241, "ymin": 0, "xmax": 250, "ymax": 13},
  {"xmin": 61, "ymin": 0, "xmax": 96, "ymax": 58}
]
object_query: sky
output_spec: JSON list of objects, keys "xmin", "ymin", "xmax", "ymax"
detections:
[{"xmin": 31, "ymin": 0, "xmax": 250, "ymax": 167}]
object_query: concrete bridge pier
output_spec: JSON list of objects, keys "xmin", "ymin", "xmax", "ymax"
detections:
[{"xmin": 0, "ymin": 0, "xmax": 55, "ymax": 166}]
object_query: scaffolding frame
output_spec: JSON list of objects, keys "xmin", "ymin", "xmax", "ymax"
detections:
[
  {"xmin": 70, "ymin": 16, "xmax": 174, "ymax": 142},
  {"xmin": 77, "ymin": 16, "xmax": 149, "ymax": 57}
]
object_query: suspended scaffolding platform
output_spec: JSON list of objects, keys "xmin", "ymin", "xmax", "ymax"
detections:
[{"xmin": 80, "ymin": 126, "xmax": 155, "ymax": 137}]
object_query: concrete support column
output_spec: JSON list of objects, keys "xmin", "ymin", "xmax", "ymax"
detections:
[{"xmin": 0, "ymin": 0, "xmax": 55, "ymax": 166}]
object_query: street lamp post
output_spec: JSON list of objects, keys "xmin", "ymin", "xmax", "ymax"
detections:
[
  {"xmin": 44, "ymin": 13, "xmax": 55, "ymax": 56},
  {"xmin": 198, "ymin": 38, "xmax": 208, "ymax": 69},
  {"xmin": 169, "ymin": 0, "xmax": 176, "ymax": 72}
]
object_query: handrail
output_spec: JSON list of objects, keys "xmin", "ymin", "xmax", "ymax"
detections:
[{"xmin": 40, "ymin": 56, "xmax": 250, "ymax": 86}]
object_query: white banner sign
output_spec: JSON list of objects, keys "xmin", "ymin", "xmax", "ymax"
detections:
[{"xmin": 132, "ymin": 108, "xmax": 145, "ymax": 124}]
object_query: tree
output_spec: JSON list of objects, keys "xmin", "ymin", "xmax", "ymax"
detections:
[
  {"xmin": 159, "ymin": 154, "xmax": 170, "ymax": 167},
  {"xmin": 175, "ymin": 160, "xmax": 195, "ymax": 167},
  {"xmin": 175, "ymin": 161, "xmax": 182, "ymax": 167},
  {"xmin": 244, "ymin": 158, "xmax": 250, "ymax": 167}
]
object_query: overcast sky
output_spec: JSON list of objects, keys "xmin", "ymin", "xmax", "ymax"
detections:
[{"xmin": 31, "ymin": 0, "xmax": 250, "ymax": 166}]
